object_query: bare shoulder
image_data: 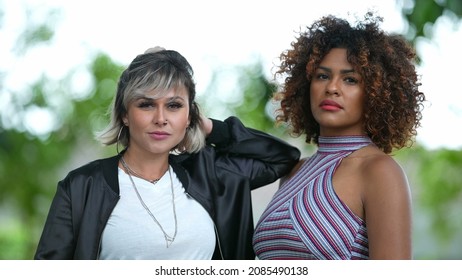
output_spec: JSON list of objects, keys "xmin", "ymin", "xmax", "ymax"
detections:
[
  {"xmin": 357, "ymin": 146, "xmax": 410, "ymax": 202},
  {"xmin": 362, "ymin": 150, "xmax": 403, "ymax": 176},
  {"xmin": 361, "ymin": 147, "xmax": 406, "ymax": 184},
  {"xmin": 357, "ymin": 147, "xmax": 412, "ymax": 259}
]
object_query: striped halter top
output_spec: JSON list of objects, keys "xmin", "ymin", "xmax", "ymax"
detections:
[{"xmin": 253, "ymin": 136, "xmax": 372, "ymax": 260}]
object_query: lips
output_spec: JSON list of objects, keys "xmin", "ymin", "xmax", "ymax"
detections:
[
  {"xmin": 149, "ymin": 131, "xmax": 170, "ymax": 140},
  {"xmin": 319, "ymin": 100, "xmax": 343, "ymax": 111}
]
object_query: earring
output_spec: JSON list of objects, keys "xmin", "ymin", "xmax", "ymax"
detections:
[{"xmin": 116, "ymin": 126, "xmax": 124, "ymax": 154}]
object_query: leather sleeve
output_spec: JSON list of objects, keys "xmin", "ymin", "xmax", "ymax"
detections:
[
  {"xmin": 34, "ymin": 157, "xmax": 119, "ymax": 260},
  {"xmin": 208, "ymin": 116, "xmax": 300, "ymax": 189},
  {"xmin": 34, "ymin": 177, "xmax": 76, "ymax": 259}
]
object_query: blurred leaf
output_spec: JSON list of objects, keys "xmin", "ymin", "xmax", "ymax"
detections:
[
  {"xmin": 0, "ymin": 225, "xmax": 28, "ymax": 260},
  {"xmin": 402, "ymin": 0, "xmax": 462, "ymax": 42},
  {"xmin": 1, "ymin": 0, "xmax": 461, "ymax": 261},
  {"xmin": 14, "ymin": 8, "xmax": 60, "ymax": 54},
  {"xmin": 396, "ymin": 146, "xmax": 462, "ymax": 246},
  {"xmin": 234, "ymin": 62, "xmax": 277, "ymax": 132}
]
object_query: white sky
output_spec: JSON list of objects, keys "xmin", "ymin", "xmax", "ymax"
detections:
[{"xmin": 2, "ymin": 0, "xmax": 461, "ymax": 150}]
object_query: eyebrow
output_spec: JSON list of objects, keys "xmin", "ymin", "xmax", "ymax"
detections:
[
  {"xmin": 138, "ymin": 95, "xmax": 186, "ymax": 102},
  {"xmin": 318, "ymin": 66, "xmax": 356, "ymax": 74}
]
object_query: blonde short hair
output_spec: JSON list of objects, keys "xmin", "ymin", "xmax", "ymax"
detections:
[{"xmin": 96, "ymin": 47, "xmax": 205, "ymax": 153}]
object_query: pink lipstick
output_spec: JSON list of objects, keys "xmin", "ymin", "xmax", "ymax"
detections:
[
  {"xmin": 149, "ymin": 131, "xmax": 170, "ymax": 140},
  {"xmin": 320, "ymin": 100, "xmax": 343, "ymax": 111}
]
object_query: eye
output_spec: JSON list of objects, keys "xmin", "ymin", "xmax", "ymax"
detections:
[
  {"xmin": 344, "ymin": 76, "xmax": 359, "ymax": 84},
  {"xmin": 167, "ymin": 102, "xmax": 184, "ymax": 110},
  {"xmin": 315, "ymin": 73, "xmax": 329, "ymax": 80},
  {"xmin": 137, "ymin": 100, "xmax": 154, "ymax": 108}
]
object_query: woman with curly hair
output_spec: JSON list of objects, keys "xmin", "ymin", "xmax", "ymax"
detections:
[{"xmin": 253, "ymin": 12, "xmax": 425, "ymax": 259}]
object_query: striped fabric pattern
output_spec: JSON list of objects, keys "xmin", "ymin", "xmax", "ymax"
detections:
[{"xmin": 253, "ymin": 136, "xmax": 371, "ymax": 260}]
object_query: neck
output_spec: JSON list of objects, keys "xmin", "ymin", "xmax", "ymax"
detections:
[
  {"xmin": 120, "ymin": 149, "xmax": 170, "ymax": 182},
  {"xmin": 319, "ymin": 125, "xmax": 367, "ymax": 137}
]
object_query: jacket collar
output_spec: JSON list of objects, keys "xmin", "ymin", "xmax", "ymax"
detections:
[
  {"xmin": 169, "ymin": 154, "xmax": 189, "ymax": 189},
  {"xmin": 102, "ymin": 153, "xmax": 122, "ymax": 194},
  {"xmin": 101, "ymin": 152, "xmax": 190, "ymax": 195}
]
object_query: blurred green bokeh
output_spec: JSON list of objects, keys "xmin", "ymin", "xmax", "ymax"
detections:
[{"xmin": 1, "ymin": 0, "xmax": 461, "ymax": 259}]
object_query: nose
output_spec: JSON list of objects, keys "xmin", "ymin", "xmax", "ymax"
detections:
[
  {"xmin": 154, "ymin": 108, "xmax": 167, "ymax": 126},
  {"xmin": 326, "ymin": 78, "xmax": 340, "ymax": 95}
]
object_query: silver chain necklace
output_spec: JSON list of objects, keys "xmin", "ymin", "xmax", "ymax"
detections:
[
  {"xmin": 120, "ymin": 159, "xmax": 161, "ymax": 184},
  {"xmin": 120, "ymin": 156, "xmax": 178, "ymax": 248}
]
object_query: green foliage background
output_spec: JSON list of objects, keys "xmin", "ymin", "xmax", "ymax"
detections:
[{"xmin": 0, "ymin": 0, "xmax": 461, "ymax": 259}]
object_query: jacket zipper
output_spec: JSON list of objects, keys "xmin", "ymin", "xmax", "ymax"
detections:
[
  {"xmin": 213, "ymin": 223, "xmax": 225, "ymax": 260},
  {"xmin": 96, "ymin": 195, "xmax": 120, "ymax": 260},
  {"xmin": 96, "ymin": 237, "xmax": 102, "ymax": 260}
]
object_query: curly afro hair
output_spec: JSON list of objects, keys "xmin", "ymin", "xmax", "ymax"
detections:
[{"xmin": 274, "ymin": 12, "xmax": 426, "ymax": 154}]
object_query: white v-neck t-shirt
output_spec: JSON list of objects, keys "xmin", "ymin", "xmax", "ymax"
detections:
[{"xmin": 99, "ymin": 166, "xmax": 216, "ymax": 259}]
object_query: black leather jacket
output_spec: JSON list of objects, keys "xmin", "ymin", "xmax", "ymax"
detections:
[{"xmin": 34, "ymin": 117, "xmax": 300, "ymax": 260}]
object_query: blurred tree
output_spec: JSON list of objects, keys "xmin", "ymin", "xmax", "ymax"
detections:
[
  {"xmin": 417, "ymin": 148, "xmax": 462, "ymax": 250},
  {"xmin": 0, "ymin": 53, "xmax": 122, "ymax": 259},
  {"xmin": 398, "ymin": 0, "xmax": 462, "ymax": 259},
  {"xmin": 200, "ymin": 62, "xmax": 280, "ymax": 134},
  {"xmin": 395, "ymin": 146, "xmax": 462, "ymax": 259},
  {"xmin": 0, "ymin": 3, "xmax": 123, "ymax": 259},
  {"xmin": 1, "ymin": 0, "xmax": 461, "ymax": 260},
  {"xmin": 400, "ymin": 0, "xmax": 462, "ymax": 41},
  {"xmin": 0, "ymin": 4, "xmax": 64, "ymax": 259},
  {"xmin": 198, "ymin": 60, "xmax": 304, "ymax": 142},
  {"xmin": 233, "ymin": 63, "xmax": 280, "ymax": 134}
]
